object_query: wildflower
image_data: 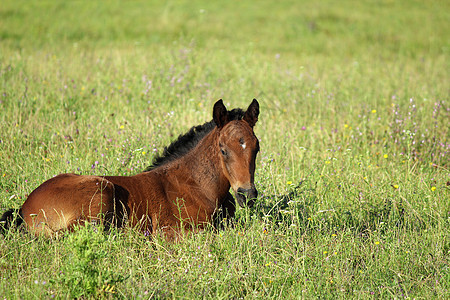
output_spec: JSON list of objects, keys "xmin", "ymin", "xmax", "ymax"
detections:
[
  {"xmin": 331, "ymin": 234, "xmax": 337, "ymax": 237},
  {"xmin": 120, "ymin": 125, "xmax": 124, "ymax": 129},
  {"xmin": 323, "ymin": 251, "xmax": 328, "ymax": 255},
  {"xmin": 371, "ymin": 109, "xmax": 376, "ymax": 114},
  {"xmin": 142, "ymin": 151, "xmax": 146, "ymax": 155},
  {"xmin": 375, "ymin": 241, "xmax": 380, "ymax": 245},
  {"xmin": 287, "ymin": 181, "xmax": 293, "ymax": 185},
  {"xmin": 392, "ymin": 184, "xmax": 399, "ymax": 189},
  {"xmin": 344, "ymin": 124, "xmax": 349, "ymax": 128},
  {"xmin": 307, "ymin": 217, "xmax": 312, "ymax": 221},
  {"xmin": 431, "ymin": 186, "xmax": 436, "ymax": 191},
  {"xmin": 383, "ymin": 154, "xmax": 388, "ymax": 158}
]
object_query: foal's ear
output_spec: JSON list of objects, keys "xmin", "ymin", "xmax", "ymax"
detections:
[
  {"xmin": 243, "ymin": 99, "xmax": 259, "ymax": 127},
  {"xmin": 213, "ymin": 99, "xmax": 229, "ymax": 128}
]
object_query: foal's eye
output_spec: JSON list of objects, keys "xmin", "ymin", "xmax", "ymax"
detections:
[{"xmin": 221, "ymin": 149, "xmax": 227, "ymax": 156}]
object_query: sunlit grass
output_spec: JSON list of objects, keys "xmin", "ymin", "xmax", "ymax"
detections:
[{"xmin": 1, "ymin": 0, "xmax": 449, "ymax": 298}]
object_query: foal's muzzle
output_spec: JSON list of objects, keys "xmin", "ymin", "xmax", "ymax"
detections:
[{"xmin": 235, "ymin": 187, "xmax": 258, "ymax": 208}]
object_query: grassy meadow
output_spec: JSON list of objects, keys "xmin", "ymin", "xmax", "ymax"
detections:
[{"xmin": 0, "ymin": 0, "xmax": 449, "ymax": 298}]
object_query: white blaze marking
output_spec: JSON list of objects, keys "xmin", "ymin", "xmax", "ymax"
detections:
[{"xmin": 241, "ymin": 143, "xmax": 246, "ymax": 150}]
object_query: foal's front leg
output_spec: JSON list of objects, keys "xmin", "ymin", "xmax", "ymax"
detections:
[{"xmin": 213, "ymin": 192, "xmax": 236, "ymax": 229}]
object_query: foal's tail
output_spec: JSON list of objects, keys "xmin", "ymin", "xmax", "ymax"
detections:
[{"xmin": 0, "ymin": 208, "xmax": 23, "ymax": 235}]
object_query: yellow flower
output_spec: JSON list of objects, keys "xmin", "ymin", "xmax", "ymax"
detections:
[
  {"xmin": 307, "ymin": 217, "xmax": 312, "ymax": 221},
  {"xmin": 393, "ymin": 184, "xmax": 399, "ymax": 189},
  {"xmin": 120, "ymin": 125, "xmax": 124, "ymax": 129},
  {"xmin": 332, "ymin": 234, "xmax": 337, "ymax": 237},
  {"xmin": 371, "ymin": 109, "xmax": 376, "ymax": 114},
  {"xmin": 287, "ymin": 181, "xmax": 293, "ymax": 185},
  {"xmin": 323, "ymin": 251, "xmax": 328, "ymax": 255},
  {"xmin": 375, "ymin": 241, "xmax": 380, "ymax": 245},
  {"xmin": 383, "ymin": 154, "xmax": 388, "ymax": 158},
  {"xmin": 344, "ymin": 124, "xmax": 349, "ymax": 128},
  {"xmin": 431, "ymin": 186, "xmax": 436, "ymax": 191},
  {"xmin": 142, "ymin": 151, "xmax": 146, "ymax": 155}
]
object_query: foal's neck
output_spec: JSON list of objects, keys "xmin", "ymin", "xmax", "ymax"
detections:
[{"xmin": 179, "ymin": 128, "xmax": 230, "ymax": 200}]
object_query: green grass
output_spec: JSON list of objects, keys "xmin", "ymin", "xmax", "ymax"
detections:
[{"xmin": 1, "ymin": 0, "xmax": 449, "ymax": 298}]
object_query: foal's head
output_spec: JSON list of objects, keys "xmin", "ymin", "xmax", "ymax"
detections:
[{"xmin": 213, "ymin": 99, "xmax": 260, "ymax": 208}]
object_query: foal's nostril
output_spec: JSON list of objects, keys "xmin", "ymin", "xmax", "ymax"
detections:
[
  {"xmin": 250, "ymin": 188, "xmax": 258, "ymax": 199},
  {"xmin": 236, "ymin": 187, "xmax": 258, "ymax": 207}
]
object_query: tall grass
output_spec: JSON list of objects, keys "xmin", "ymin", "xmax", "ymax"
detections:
[{"xmin": 1, "ymin": 0, "xmax": 448, "ymax": 298}]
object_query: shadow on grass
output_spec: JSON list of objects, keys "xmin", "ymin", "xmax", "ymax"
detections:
[{"xmin": 236, "ymin": 180, "xmax": 431, "ymax": 236}]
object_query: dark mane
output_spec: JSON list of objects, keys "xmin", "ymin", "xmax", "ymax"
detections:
[{"xmin": 144, "ymin": 108, "xmax": 245, "ymax": 171}]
